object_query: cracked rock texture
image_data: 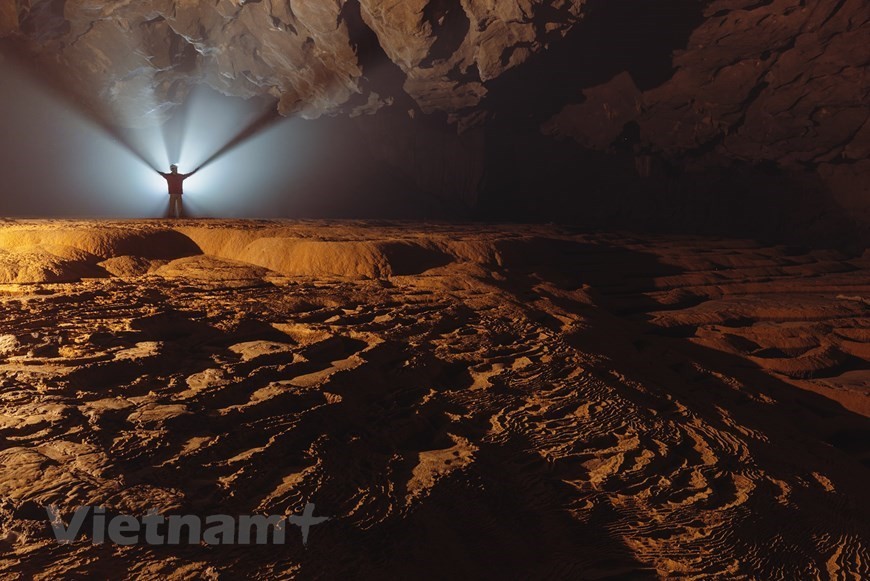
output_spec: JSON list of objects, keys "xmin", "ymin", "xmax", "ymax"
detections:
[{"xmin": 0, "ymin": 221, "xmax": 868, "ymax": 578}]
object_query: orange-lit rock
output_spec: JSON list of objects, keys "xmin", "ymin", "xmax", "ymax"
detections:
[{"xmin": 0, "ymin": 220, "xmax": 867, "ymax": 577}]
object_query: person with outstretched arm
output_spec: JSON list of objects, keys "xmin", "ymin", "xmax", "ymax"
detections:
[{"xmin": 157, "ymin": 164, "xmax": 197, "ymax": 219}]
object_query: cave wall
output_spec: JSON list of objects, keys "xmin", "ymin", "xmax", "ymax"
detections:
[
  {"xmin": 537, "ymin": 0, "xmax": 869, "ymax": 238},
  {"xmin": 1, "ymin": 0, "xmax": 867, "ymax": 242}
]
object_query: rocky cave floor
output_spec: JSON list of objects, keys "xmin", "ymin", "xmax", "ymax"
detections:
[{"xmin": 0, "ymin": 221, "xmax": 867, "ymax": 579}]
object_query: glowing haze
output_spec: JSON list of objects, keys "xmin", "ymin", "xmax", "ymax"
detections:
[{"xmin": 0, "ymin": 56, "xmax": 363, "ymax": 219}]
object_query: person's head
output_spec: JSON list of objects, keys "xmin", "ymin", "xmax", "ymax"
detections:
[{"xmin": 170, "ymin": 164, "xmax": 178, "ymax": 174}]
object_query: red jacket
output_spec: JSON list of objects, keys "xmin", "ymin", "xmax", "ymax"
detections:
[{"xmin": 159, "ymin": 172, "xmax": 192, "ymax": 196}]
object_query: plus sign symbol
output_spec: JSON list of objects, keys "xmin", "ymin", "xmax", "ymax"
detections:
[{"xmin": 288, "ymin": 503, "xmax": 330, "ymax": 546}]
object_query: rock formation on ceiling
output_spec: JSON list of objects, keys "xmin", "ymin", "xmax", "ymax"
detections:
[{"xmin": 1, "ymin": 0, "xmax": 868, "ymax": 231}]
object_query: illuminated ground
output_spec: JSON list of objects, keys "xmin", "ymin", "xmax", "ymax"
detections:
[{"xmin": 0, "ymin": 221, "xmax": 867, "ymax": 579}]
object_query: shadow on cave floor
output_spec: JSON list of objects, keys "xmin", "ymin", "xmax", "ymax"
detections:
[
  {"xmin": 287, "ymin": 442, "xmax": 654, "ymax": 580},
  {"xmin": 4, "ymin": 233, "xmax": 867, "ymax": 579},
  {"xmin": 490, "ymin": 238, "xmax": 870, "ymax": 458},
  {"xmin": 11, "ymin": 295, "xmax": 654, "ymax": 580},
  {"xmin": 285, "ymin": 236, "xmax": 870, "ymax": 578},
  {"xmin": 492, "ymin": 237, "xmax": 870, "ymax": 479}
]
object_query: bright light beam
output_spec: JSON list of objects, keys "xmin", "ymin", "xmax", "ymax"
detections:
[
  {"xmin": 0, "ymin": 56, "xmax": 175, "ymax": 217},
  {"xmin": 0, "ymin": 40, "xmax": 163, "ymax": 173},
  {"xmin": 192, "ymin": 106, "xmax": 285, "ymax": 173},
  {"xmin": 163, "ymin": 86, "xmax": 284, "ymax": 174}
]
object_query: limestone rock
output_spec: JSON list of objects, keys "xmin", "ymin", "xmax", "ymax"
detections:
[{"xmin": 2, "ymin": 0, "xmax": 867, "ymax": 228}]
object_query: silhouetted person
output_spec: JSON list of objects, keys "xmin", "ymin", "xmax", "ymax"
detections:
[{"xmin": 158, "ymin": 164, "xmax": 197, "ymax": 219}]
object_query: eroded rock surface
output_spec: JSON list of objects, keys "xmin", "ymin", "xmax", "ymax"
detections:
[
  {"xmin": 0, "ymin": 221, "xmax": 867, "ymax": 578},
  {"xmin": 3, "ymin": 0, "xmax": 584, "ymax": 125},
  {"xmin": 2, "ymin": 1, "xmax": 868, "ymax": 229}
]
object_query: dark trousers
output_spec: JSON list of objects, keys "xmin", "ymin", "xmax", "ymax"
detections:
[{"xmin": 167, "ymin": 195, "xmax": 183, "ymax": 219}]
